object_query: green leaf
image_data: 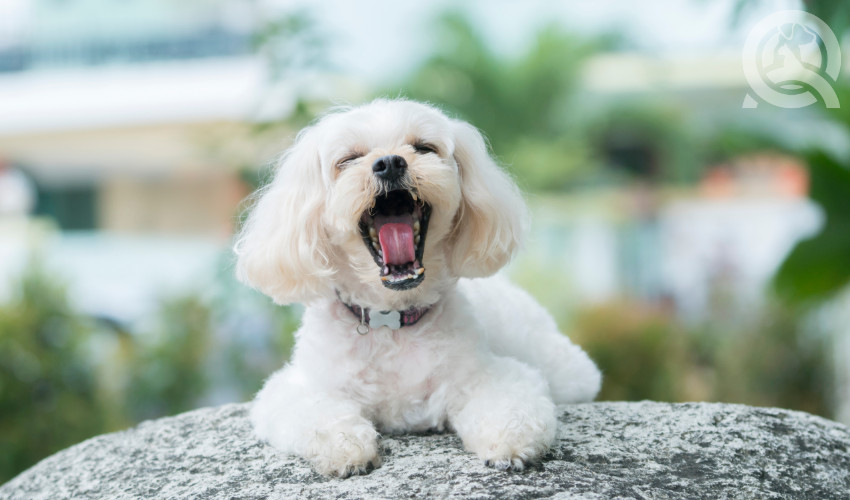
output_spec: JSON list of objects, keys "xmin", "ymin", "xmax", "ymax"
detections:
[{"xmin": 774, "ymin": 150, "xmax": 850, "ymax": 303}]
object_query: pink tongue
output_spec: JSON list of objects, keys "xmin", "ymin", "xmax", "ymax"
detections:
[{"xmin": 378, "ymin": 223, "xmax": 415, "ymax": 265}]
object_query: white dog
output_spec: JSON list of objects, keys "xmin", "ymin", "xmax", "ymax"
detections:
[{"xmin": 235, "ymin": 99, "xmax": 601, "ymax": 477}]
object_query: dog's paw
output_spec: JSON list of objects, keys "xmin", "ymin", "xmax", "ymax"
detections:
[
  {"xmin": 334, "ymin": 458, "xmax": 380, "ymax": 479},
  {"xmin": 305, "ymin": 417, "xmax": 381, "ymax": 478},
  {"xmin": 461, "ymin": 408, "xmax": 556, "ymax": 472},
  {"xmin": 483, "ymin": 457, "xmax": 527, "ymax": 471},
  {"xmin": 478, "ymin": 437, "xmax": 546, "ymax": 472}
]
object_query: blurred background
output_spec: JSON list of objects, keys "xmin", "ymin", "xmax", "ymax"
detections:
[{"xmin": 2, "ymin": 0, "xmax": 850, "ymax": 482}]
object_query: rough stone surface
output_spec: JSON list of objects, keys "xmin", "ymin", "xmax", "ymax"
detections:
[{"xmin": 2, "ymin": 401, "xmax": 849, "ymax": 499}]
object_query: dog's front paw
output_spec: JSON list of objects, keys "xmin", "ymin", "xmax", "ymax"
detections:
[
  {"xmin": 305, "ymin": 417, "xmax": 381, "ymax": 478},
  {"xmin": 477, "ymin": 429, "xmax": 549, "ymax": 472},
  {"xmin": 483, "ymin": 457, "xmax": 526, "ymax": 471},
  {"xmin": 459, "ymin": 408, "xmax": 556, "ymax": 472}
]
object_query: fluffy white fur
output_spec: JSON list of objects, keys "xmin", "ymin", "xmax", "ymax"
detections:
[{"xmin": 235, "ymin": 99, "xmax": 601, "ymax": 477}]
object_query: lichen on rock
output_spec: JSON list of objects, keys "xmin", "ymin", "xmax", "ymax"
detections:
[{"xmin": 2, "ymin": 401, "xmax": 849, "ymax": 499}]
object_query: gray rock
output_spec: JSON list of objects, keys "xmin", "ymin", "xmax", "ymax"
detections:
[{"xmin": 2, "ymin": 402, "xmax": 849, "ymax": 499}]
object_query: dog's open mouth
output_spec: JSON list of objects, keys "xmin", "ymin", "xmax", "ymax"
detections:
[{"xmin": 360, "ymin": 190, "xmax": 431, "ymax": 290}]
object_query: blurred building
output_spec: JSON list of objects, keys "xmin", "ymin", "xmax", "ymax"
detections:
[
  {"xmin": 0, "ymin": 0, "xmax": 266, "ymax": 236},
  {"xmin": 0, "ymin": 0, "xmax": 281, "ymax": 320}
]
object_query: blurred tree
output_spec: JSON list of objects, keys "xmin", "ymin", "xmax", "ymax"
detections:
[
  {"xmin": 0, "ymin": 259, "xmax": 109, "ymax": 483},
  {"xmin": 770, "ymin": 1, "xmax": 850, "ymax": 304},
  {"xmin": 568, "ymin": 299, "xmax": 832, "ymax": 417},
  {"xmin": 775, "ymin": 150, "xmax": 850, "ymax": 303},
  {"xmin": 392, "ymin": 13, "xmax": 600, "ymax": 190},
  {"xmin": 733, "ymin": 0, "xmax": 850, "ymax": 42},
  {"xmin": 253, "ymin": 9, "xmax": 328, "ymax": 83},
  {"xmin": 233, "ymin": 8, "xmax": 330, "ymax": 192},
  {"xmin": 0, "ymin": 254, "xmax": 302, "ymax": 482},
  {"xmin": 123, "ymin": 295, "xmax": 212, "ymax": 421},
  {"xmin": 571, "ymin": 301, "xmax": 690, "ymax": 402},
  {"xmin": 205, "ymin": 255, "xmax": 300, "ymax": 402},
  {"xmin": 704, "ymin": 304, "xmax": 832, "ymax": 416},
  {"xmin": 393, "ymin": 13, "xmax": 711, "ymax": 189},
  {"xmin": 586, "ymin": 103, "xmax": 700, "ymax": 185}
]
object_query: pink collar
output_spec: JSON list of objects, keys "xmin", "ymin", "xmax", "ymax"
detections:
[{"xmin": 338, "ymin": 294, "xmax": 431, "ymax": 334}]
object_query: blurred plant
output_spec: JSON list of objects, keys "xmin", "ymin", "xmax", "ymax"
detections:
[
  {"xmin": 253, "ymin": 9, "xmax": 328, "ymax": 83},
  {"xmin": 0, "ymin": 254, "xmax": 301, "ymax": 483},
  {"xmin": 759, "ymin": 36, "xmax": 850, "ymax": 304},
  {"xmin": 567, "ymin": 299, "xmax": 832, "ymax": 416},
  {"xmin": 204, "ymin": 255, "xmax": 300, "ymax": 402},
  {"xmin": 393, "ymin": 13, "xmax": 600, "ymax": 190},
  {"xmin": 123, "ymin": 295, "xmax": 212, "ymax": 421},
  {"xmin": 571, "ymin": 301, "xmax": 690, "ymax": 401},
  {"xmin": 0, "ymin": 258, "xmax": 109, "ymax": 483},
  {"xmin": 774, "ymin": 150, "xmax": 850, "ymax": 303},
  {"xmin": 770, "ymin": 0, "xmax": 850, "ymax": 305},
  {"xmin": 586, "ymin": 103, "xmax": 700, "ymax": 185},
  {"xmin": 227, "ymin": 8, "xmax": 331, "ymax": 193},
  {"xmin": 393, "ymin": 13, "xmax": 719, "ymax": 190},
  {"xmin": 702, "ymin": 304, "xmax": 832, "ymax": 416},
  {"xmin": 732, "ymin": 0, "xmax": 850, "ymax": 41}
]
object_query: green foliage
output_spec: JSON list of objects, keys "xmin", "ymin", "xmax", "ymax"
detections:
[
  {"xmin": 568, "ymin": 300, "xmax": 832, "ymax": 417},
  {"xmin": 253, "ymin": 9, "xmax": 327, "ymax": 82},
  {"xmin": 733, "ymin": 0, "xmax": 850, "ymax": 41},
  {"xmin": 205, "ymin": 257, "xmax": 300, "ymax": 401},
  {"xmin": 571, "ymin": 302, "xmax": 689, "ymax": 402},
  {"xmin": 699, "ymin": 124, "xmax": 789, "ymax": 165},
  {"xmin": 391, "ymin": 14, "xmax": 717, "ymax": 190},
  {"xmin": 701, "ymin": 305, "xmax": 832, "ymax": 416},
  {"xmin": 0, "ymin": 257, "xmax": 300, "ymax": 484},
  {"xmin": 769, "ymin": 0, "xmax": 850, "ymax": 306},
  {"xmin": 124, "ymin": 295, "xmax": 212, "ymax": 420},
  {"xmin": 392, "ymin": 13, "xmax": 599, "ymax": 190},
  {"xmin": 585, "ymin": 103, "xmax": 699, "ymax": 184},
  {"xmin": 766, "ymin": 0, "xmax": 850, "ymax": 304},
  {"xmin": 0, "ymin": 259, "xmax": 108, "ymax": 483},
  {"xmin": 774, "ymin": 150, "xmax": 850, "ymax": 303}
]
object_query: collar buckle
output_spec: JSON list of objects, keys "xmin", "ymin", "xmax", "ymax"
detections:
[
  {"xmin": 356, "ymin": 306, "xmax": 369, "ymax": 335},
  {"xmin": 337, "ymin": 290, "xmax": 430, "ymax": 335}
]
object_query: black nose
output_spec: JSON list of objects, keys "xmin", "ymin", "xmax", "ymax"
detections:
[{"xmin": 372, "ymin": 155, "xmax": 407, "ymax": 181}]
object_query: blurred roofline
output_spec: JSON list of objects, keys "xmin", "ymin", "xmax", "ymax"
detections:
[
  {"xmin": 0, "ymin": 57, "xmax": 268, "ymax": 135},
  {"xmin": 0, "ymin": 50, "xmax": 759, "ymax": 137}
]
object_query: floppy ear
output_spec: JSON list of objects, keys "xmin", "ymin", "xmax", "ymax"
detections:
[
  {"xmin": 449, "ymin": 121, "xmax": 529, "ymax": 278},
  {"xmin": 234, "ymin": 128, "xmax": 334, "ymax": 304}
]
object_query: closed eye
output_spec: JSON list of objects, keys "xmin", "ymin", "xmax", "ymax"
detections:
[
  {"xmin": 412, "ymin": 142, "xmax": 438, "ymax": 155},
  {"xmin": 337, "ymin": 153, "xmax": 364, "ymax": 169}
]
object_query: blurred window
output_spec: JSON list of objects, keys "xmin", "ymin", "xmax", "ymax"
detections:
[
  {"xmin": 0, "ymin": 30, "xmax": 251, "ymax": 73},
  {"xmin": 35, "ymin": 184, "xmax": 98, "ymax": 230}
]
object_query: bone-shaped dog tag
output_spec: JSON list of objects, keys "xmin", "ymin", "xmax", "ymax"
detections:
[{"xmin": 369, "ymin": 310, "xmax": 401, "ymax": 330}]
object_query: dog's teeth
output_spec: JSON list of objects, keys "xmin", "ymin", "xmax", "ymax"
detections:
[
  {"xmin": 372, "ymin": 241, "xmax": 380, "ymax": 251},
  {"xmin": 415, "ymin": 235, "xmax": 420, "ymax": 245},
  {"xmin": 413, "ymin": 220, "xmax": 420, "ymax": 234},
  {"xmin": 369, "ymin": 227, "xmax": 377, "ymax": 239},
  {"xmin": 411, "ymin": 192, "xmax": 418, "ymax": 201},
  {"xmin": 415, "ymin": 267, "xmax": 424, "ymax": 275}
]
